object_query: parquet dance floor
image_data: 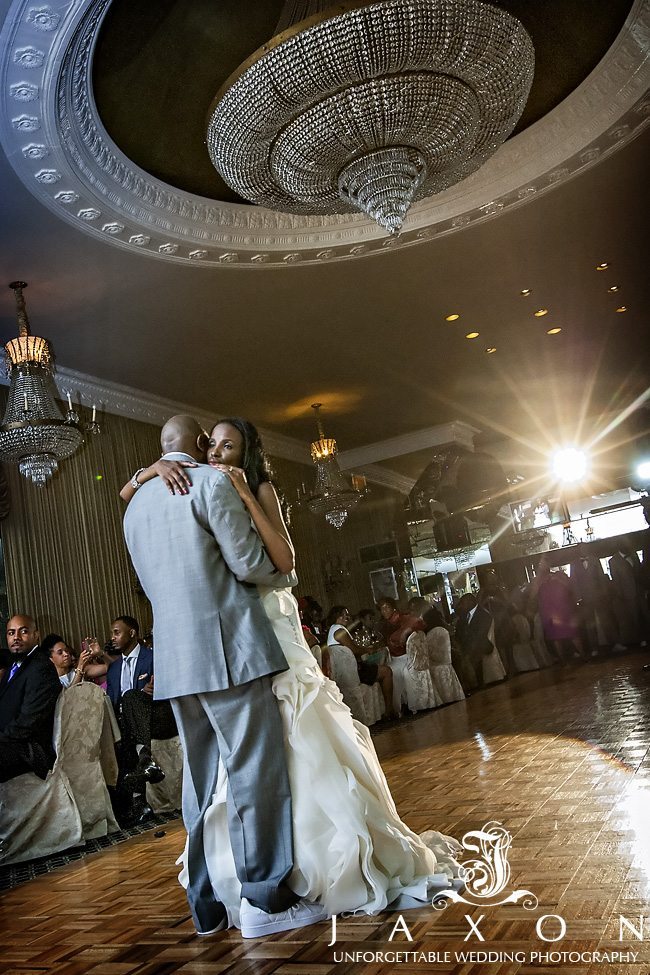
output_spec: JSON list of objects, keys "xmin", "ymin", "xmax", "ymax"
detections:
[{"xmin": 2, "ymin": 654, "xmax": 650, "ymax": 975}]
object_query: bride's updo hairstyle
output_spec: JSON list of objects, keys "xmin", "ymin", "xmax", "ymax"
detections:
[{"xmin": 217, "ymin": 416, "xmax": 273, "ymax": 496}]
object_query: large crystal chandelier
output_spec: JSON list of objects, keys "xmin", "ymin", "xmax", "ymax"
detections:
[
  {"xmin": 207, "ymin": 0, "xmax": 534, "ymax": 234},
  {"xmin": 0, "ymin": 282, "xmax": 84, "ymax": 485},
  {"xmin": 300, "ymin": 404, "xmax": 366, "ymax": 529}
]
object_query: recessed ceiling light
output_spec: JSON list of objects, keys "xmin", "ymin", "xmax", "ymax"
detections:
[
  {"xmin": 608, "ymin": 285, "xmax": 619, "ymax": 292},
  {"xmin": 486, "ymin": 347, "xmax": 497, "ymax": 353},
  {"xmin": 534, "ymin": 308, "xmax": 548, "ymax": 317},
  {"xmin": 466, "ymin": 331, "xmax": 479, "ymax": 339},
  {"xmin": 616, "ymin": 306, "xmax": 627, "ymax": 313},
  {"xmin": 445, "ymin": 313, "xmax": 460, "ymax": 321},
  {"xmin": 547, "ymin": 327, "xmax": 562, "ymax": 335},
  {"xmin": 596, "ymin": 263, "xmax": 608, "ymax": 270},
  {"xmin": 520, "ymin": 289, "xmax": 531, "ymax": 296}
]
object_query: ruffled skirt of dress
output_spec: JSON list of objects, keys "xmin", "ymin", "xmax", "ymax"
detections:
[{"xmin": 178, "ymin": 588, "xmax": 460, "ymax": 928}]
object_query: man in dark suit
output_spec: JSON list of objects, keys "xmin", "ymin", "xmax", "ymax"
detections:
[
  {"xmin": 106, "ymin": 615, "xmax": 154, "ymax": 710},
  {"xmin": 0, "ymin": 614, "xmax": 61, "ymax": 782},
  {"xmin": 454, "ymin": 594, "xmax": 494, "ymax": 690},
  {"xmin": 106, "ymin": 615, "xmax": 174, "ymax": 822}
]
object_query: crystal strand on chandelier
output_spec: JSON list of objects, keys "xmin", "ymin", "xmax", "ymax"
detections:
[
  {"xmin": 326, "ymin": 510, "xmax": 349, "ymax": 530},
  {"xmin": 338, "ymin": 147, "xmax": 427, "ymax": 234}
]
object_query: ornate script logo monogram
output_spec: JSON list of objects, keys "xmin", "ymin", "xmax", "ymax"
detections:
[{"xmin": 436, "ymin": 821, "xmax": 538, "ymax": 911}]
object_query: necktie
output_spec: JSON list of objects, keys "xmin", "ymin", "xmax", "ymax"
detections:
[
  {"xmin": 8, "ymin": 662, "xmax": 20, "ymax": 681},
  {"xmin": 121, "ymin": 656, "xmax": 133, "ymax": 696}
]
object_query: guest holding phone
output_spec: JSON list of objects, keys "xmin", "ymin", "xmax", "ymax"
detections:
[{"xmin": 42, "ymin": 633, "xmax": 92, "ymax": 688}]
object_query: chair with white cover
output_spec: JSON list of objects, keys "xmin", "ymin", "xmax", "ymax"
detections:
[
  {"xmin": 326, "ymin": 644, "xmax": 384, "ymax": 725},
  {"xmin": 58, "ymin": 682, "xmax": 119, "ymax": 838},
  {"xmin": 402, "ymin": 633, "xmax": 441, "ymax": 713},
  {"xmin": 147, "ymin": 736, "xmax": 183, "ymax": 812},
  {"xmin": 424, "ymin": 627, "xmax": 466, "ymax": 704},
  {"xmin": 482, "ymin": 621, "xmax": 508, "ymax": 684},
  {"xmin": 0, "ymin": 694, "xmax": 83, "ymax": 865},
  {"xmin": 531, "ymin": 613, "xmax": 555, "ymax": 667},
  {"xmin": 510, "ymin": 613, "xmax": 541, "ymax": 672}
]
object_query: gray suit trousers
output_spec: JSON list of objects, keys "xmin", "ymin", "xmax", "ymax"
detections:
[{"xmin": 171, "ymin": 676, "xmax": 297, "ymax": 932}]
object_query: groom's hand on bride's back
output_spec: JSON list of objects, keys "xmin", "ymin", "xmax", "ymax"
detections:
[{"xmin": 153, "ymin": 459, "xmax": 198, "ymax": 495}]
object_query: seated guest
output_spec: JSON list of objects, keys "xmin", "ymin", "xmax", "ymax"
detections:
[
  {"xmin": 377, "ymin": 596, "xmax": 426, "ymax": 658},
  {"xmin": 0, "ymin": 614, "xmax": 61, "ymax": 782},
  {"xmin": 326, "ymin": 606, "xmax": 395, "ymax": 719},
  {"xmin": 377, "ymin": 605, "xmax": 426, "ymax": 716},
  {"xmin": 454, "ymin": 593, "xmax": 505, "ymax": 689},
  {"xmin": 41, "ymin": 633, "xmax": 93, "ymax": 688},
  {"xmin": 300, "ymin": 595, "xmax": 325, "ymax": 643},
  {"xmin": 377, "ymin": 596, "xmax": 402, "ymax": 643},
  {"xmin": 355, "ymin": 608, "xmax": 383, "ymax": 648},
  {"xmin": 106, "ymin": 616, "xmax": 153, "ymax": 712},
  {"xmin": 106, "ymin": 616, "xmax": 176, "ymax": 820}
]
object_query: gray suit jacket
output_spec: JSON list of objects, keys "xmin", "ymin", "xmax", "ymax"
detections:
[{"xmin": 123, "ymin": 454, "xmax": 288, "ymax": 699}]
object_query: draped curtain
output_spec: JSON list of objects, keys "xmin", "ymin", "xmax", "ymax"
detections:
[{"xmin": 0, "ymin": 391, "xmax": 160, "ymax": 644}]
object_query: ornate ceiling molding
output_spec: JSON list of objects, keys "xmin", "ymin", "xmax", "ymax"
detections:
[
  {"xmin": 338, "ymin": 420, "xmax": 479, "ymax": 469},
  {"xmin": 1, "ymin": 0, "xmax": 649, "ymax": 268}
]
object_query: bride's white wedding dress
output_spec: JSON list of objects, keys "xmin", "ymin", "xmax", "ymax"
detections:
[{"xmin": 179, "ymin": 587, "xmax": 461, "ymax": 928}]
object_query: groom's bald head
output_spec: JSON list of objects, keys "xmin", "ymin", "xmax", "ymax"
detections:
[{"xmin": 161, "ymin": 415, "xmax": 207, "ymax": 461}]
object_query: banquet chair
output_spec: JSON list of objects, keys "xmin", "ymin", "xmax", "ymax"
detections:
[
  {"xmin": 424, "ymin": 627, "xmax": 466, "ymax": 704},
  {"xmin": 0, "ymin": 693, "xmax": 83, "ymax": 865},
  {"xmin": 148, "ymin": 736, "xmax": 183, "ymax": 812},
  {"xmin": 327, "ymin": 644, "xmax": 384, "ymax": 725},
  {"xmin": 402, "ymin": 632, "xmax": 441, "ymax": 713},
  {"xmin": 482, "ymin": 621, "xmax": 508, "ymax": 684},
  {"xmin": 58, "ymin": 682, "xmax": 119, "ymax": 838},
  {"xmin": 510, "ymin": 613, "xmax": 541, "ymax": 672},
  {"xmin": 531, "ymin": 613, "xmax": 555, "ymax": 667}
]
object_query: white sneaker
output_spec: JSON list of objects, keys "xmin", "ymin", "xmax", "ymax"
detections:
[
  {"xmin": 196, "ymin": 917, "xmax": 228, "ymax": 937},
  {"xmin": 240, "ymin": 897, "xmax": 329, "ymax": 938}
]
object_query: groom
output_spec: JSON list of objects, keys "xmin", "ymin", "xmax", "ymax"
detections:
[{"xmin": 124, "ymin": 415, "xmax": 326, "ymax": 937}]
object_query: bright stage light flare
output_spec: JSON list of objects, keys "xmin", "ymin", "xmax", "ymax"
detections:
[
  {"xmin": 636, "ymin": 460, "xmax": 650, "ymax": 483},
  {"xmin": 551, "ymin": 447, "xmax": 588, "ymax": 483}
]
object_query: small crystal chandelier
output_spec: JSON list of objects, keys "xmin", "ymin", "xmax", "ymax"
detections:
[
  {"xmin": 0, "ymin": 282, "xmax": 84, "ymax": 485},
  {"xmin": 207, "ymin": 0, "xmax": 534, "ymax": 234},
  {"xmin": 298, "ymin": 404, "xmax": 366, "ymax": 529}
]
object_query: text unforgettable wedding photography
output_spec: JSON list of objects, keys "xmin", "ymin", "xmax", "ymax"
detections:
[{"xmin": 0, "ymin": 1, "xmax": 648, "ymax": 973}]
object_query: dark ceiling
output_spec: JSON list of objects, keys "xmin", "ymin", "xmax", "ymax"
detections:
[
  {"xmin": 93, "ymin": 0, "xmax": 633, "ymax": 201},
  {"xmin": 1, "ymin": 0, "xmax": 648, "ymax": 485}
]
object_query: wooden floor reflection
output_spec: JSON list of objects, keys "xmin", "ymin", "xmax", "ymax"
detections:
[{"xmin": 2, "ymin": 653, "xmax": 650, "ymax": 974}]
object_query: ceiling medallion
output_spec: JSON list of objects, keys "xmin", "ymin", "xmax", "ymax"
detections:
[
  {"xmin": 0, "ymin": 0, "xmax": 649, "ymax": 266},
  {"xmin": 207, "ymin": 0, "xmax": 534, "ymax": 235}
]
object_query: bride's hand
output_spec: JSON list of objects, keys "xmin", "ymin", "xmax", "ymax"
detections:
[
  {"xmin": 153, "ymin": 458, "xmax": 197, "ymax": 495},
  {"xmin": 211, "ymin": 463, "xmax": 252, "ymax": 501}
]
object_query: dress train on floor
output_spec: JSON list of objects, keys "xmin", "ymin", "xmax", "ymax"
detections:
[{"xmin": 178, "ymin": 588, "xmax": 461, "ymax": 928}]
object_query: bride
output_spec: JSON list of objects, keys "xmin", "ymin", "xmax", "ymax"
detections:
[{"xmin": 122, "ymin": 416, "xmax": 461, "ymax": 929}]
